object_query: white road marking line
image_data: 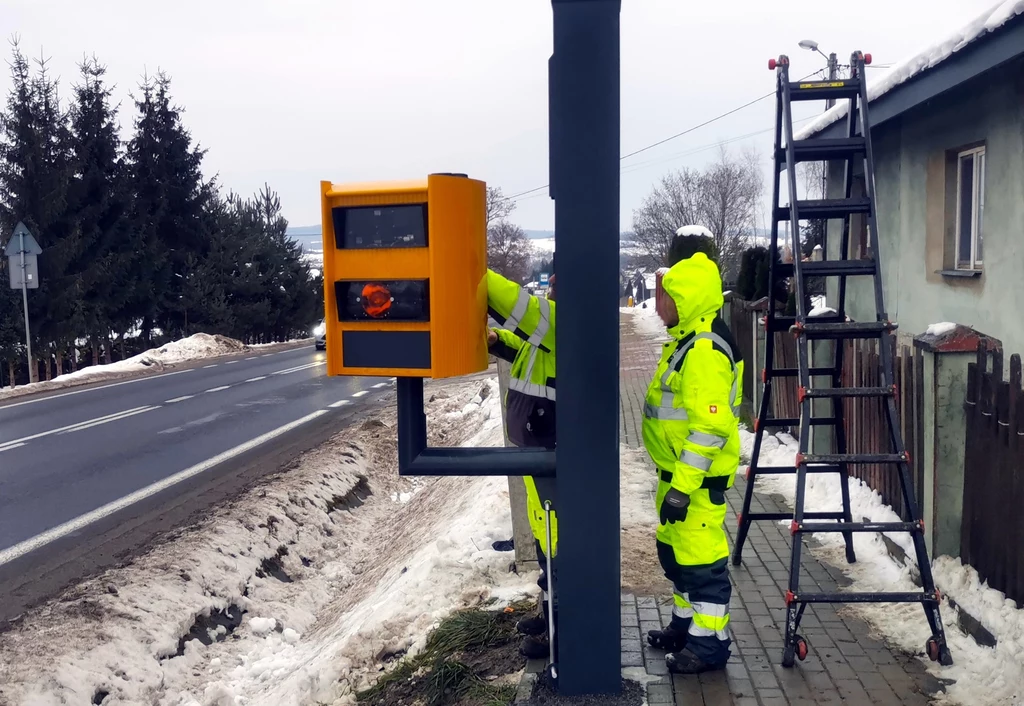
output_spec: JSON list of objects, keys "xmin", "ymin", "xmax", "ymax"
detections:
[
  {"xmin": 352, "ymin": 390, "xmax": 368, "ymax": 398},
  {"xmin": 0, "ymin": 410, "xmax": 330, "ymax": 567},
  {"xmin": 328, "ymin": 400, "xmax": 352, "ymax": 408},
  {"xmin": 203, "ymin": 364, "xmax": 218, "ymax": 369},
  {"xmin": 245, "ymin": 356, "xmax": 258, "ymax": 361},
  {"xmin": 0, "ymin": 443, "xmax": 25, "ymax": 453},
  {"xmin": 261, "ymin": 353, "xmax": 274, "ymax": 357},
  {"xmin": 272, "ymin": 361, "xmax": 324, "ymax": 376},
  {"xmin": 0, "ymin": 369, "xmax": 195, "ymax": 410},
  {"xmin": 225, "ymin": 360, "xmax": 239, "ymax": 365},
  {"xmin": 0, "ymin": 406, "xmax": 156, "ymax": 450},
  {"xmin": 372, "ymin": 382, "xmax": 389, "ymax": 389},
  {"xmin": 245, "ymin": 376, "xmax": 267, "ymax": 383},
  {"xmin": 205, "ymin": 386, "xmax": 231, "ymax": 393},
  {"xmin": 164, "ymin": 395, "xmax": 195, "ymax": 404},
  {"xmin": 59, "ymin": 406, "xmax": 160, "ymax": 434}
]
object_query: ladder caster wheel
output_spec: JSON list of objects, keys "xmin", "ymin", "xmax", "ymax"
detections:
[
  {"xmin": 795, "ymin": 635, "xmax": 809, "ymax": 662},
  {"xmin": 926, "ymin": 638, "xmax": 952, "ymax": 666},
  {"xmin": 782, "ymin": 644, "xmax": 796, "ymax": 668}
]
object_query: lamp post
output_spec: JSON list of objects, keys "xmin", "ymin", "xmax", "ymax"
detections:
[{"xmin": 798, "ymin": 39, "xmax": 839, "ymax": 109}]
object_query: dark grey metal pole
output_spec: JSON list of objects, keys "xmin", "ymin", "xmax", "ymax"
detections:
[
  {"xmin": 826, "ymin": 52, "xmax": 838, "ymax": 109},
  {"xmin": 18, "ymin": 229, "xmax": 32, "ymax": 383},
  {"xmin": 549, "ymin": 0, "xmax": 621, "ymax": 694}
]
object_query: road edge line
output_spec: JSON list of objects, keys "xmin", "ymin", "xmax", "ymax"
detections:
[{"xmin": 0, "ymin": 409, "xmax": 329, "ymax": 567}]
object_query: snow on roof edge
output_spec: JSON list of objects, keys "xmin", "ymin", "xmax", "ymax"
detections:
[{"xmin": 794, "ymin": 0, "xmax": 1024, "ymax": 140}]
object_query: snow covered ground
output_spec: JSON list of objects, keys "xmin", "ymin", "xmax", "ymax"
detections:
[
  {"xmin": 0, "ymin": 375, "xmax": 538, "ymax": 705},
  {"xmin": 741, "ymin": 429, "xmax": 1024, "ymax": 706},
  {"xmin": 621, "ymin": 296, "xmax": 669, "ymax": 343}
]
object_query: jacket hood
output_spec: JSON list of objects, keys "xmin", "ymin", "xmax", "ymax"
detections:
[{"xmin": 662, "ymin": 253, "xmax": 724, "ymax": 338}]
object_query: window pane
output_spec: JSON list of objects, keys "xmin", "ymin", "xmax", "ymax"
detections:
[
  {"xmin": 976, "ymin": 152, "xmax": 985, "ymax": 263},
  {"xmin": 958, "ymin": 154, "xmax": 974, "ymax": 266}
]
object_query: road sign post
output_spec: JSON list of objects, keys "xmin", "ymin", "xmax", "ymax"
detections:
[{"xmin": 5, "ymin": 222, "xmax": 41, "ymax": 384}]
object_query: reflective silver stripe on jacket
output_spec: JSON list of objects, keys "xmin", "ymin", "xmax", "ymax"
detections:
[
  {"xmin": 680, "ymin": 449, "xmax": 713, "ymax": 471},
  {"xmin": 510, "ymin": 347, "xmax": 556, "ymax": 401},
  {"xmin": 644, "ymin": 402, "xmax": 689, "ymax": 421},
  {"xmin": 504, "ymin": 289, "xmax": 532, "ymax": 331},
  {"xmin": 527, "ymin": 296, "xmax": 551, "ymax": 347},
  {"xmin": 509, "ymin": 377, "xmax": 557, "ymax": 401},
  {"xmin": 687, "ymin": 431, "xmax": 728, "ymax": 449}
]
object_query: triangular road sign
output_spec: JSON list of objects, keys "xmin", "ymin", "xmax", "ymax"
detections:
[{"xmin": 4, "ymin": 222, "xmax": 42, "ymax": 256}]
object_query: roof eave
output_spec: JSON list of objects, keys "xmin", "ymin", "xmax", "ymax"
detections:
[{"xmin": 808, "ymin": 14, "xmax": 1024, "ymax": 140}]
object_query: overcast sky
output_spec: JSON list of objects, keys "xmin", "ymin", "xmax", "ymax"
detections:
[{"xmin": 1, "ymin": 0, "xmax": 1002, "ymax": 232}]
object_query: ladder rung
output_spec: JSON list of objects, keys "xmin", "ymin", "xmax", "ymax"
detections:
[
  {"xmin": 787, "ymin": 80, "xmax": 861, "ymax": 102},
  {"xmin": 801, "ymin": 453, "xmax": 906, "ymax": 465},
  {"xmin": 776, "ymin": 197, "xmax": 872, "ymax": 221},
  {"xmin": 766, "ymin": 315, "xmax": 845, "ymax": 332},
  {"xmin": 750, "ymin": 464, "xmax": 842, "ymax": 475},
  {"xmin": 800, "ymin": 259, "xmax": 877, "ymax": 277},
  {"xmin": 744, "ymin": 511, "xmax": 846, "ymax": 521},
  {"xmin": 758, "ymin": 417, "xmax": 839, "ymax": 427},
  {"xmin": 790, "ymin": 592, "xmax": 938, "ymax": 605},
  {"xmin": 780, "ymin": 137, "xmax": 866, "ymax": 164},
  {"xmin": 795, "ymin": 521, "xmax": 921, "ymax": 534},
  {"xmin": 798, "ymin": 320, "xmax": 894, "ymax": 340},
  {"xmin": 768, "ymin": 367, "xmax": 835, "ymax": 378},
  {"xmin": 803, "ymin": 386, "xmax": 894, "ymax": 399}
]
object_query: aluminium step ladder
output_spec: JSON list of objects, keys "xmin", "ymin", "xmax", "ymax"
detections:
[{"xmin": 731, "ymin": 51, "xmax": 953, "ymax": 668}]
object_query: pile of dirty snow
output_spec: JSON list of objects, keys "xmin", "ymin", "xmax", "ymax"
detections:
[
  {"xmin": 741, "ymin": 428, "xmax": 1024, "ymax": 705},
  {"xmin": 0, "ymin": 374, "xmax": 537, "ymax": 706}
]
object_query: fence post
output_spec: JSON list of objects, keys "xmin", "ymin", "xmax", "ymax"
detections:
[
  {"xmin": 497, "ymin": 358, "xmax": 539, "ymax": 572},
  {"xmin": 914, "ymin": 325, "xmax": 999, "ymax": 558}
]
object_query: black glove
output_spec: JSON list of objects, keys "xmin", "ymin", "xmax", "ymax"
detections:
[{"xmin": 660, "ymin": 489, "xmax": 690, "ymax": 525}]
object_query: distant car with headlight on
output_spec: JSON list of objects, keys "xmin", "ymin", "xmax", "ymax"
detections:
[{"xmin": 314, "ymin": 320, "xmax": 326, "ymax": 350}]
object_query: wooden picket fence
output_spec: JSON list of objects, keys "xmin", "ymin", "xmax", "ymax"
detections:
[
  {"xmin": 963, "ymin": 345, "xmax": 1024, "ymax": 607},
  {"xmin": 840, "ymin": 339, "xmax": 923, "ymax": 522}
]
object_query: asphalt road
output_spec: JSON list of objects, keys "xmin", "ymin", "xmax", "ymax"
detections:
[{"xmin": 0, "ymin": 345, "xmax": 393, "ymax": 623}]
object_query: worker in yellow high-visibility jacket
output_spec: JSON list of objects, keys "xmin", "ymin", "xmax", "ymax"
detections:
[
  {"xmin": 486, "ymin": 265, "xmax": 557, "ymax": 660},
  {"xmin": 642, "ymin": 228, "xmax": 744, "ymax": 674}
]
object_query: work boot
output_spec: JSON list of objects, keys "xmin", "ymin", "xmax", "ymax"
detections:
[
  {"xmin": 666, "ymin": 648, "xmax": 726, "ymax": 675},
  {"xmin": 647, "ymin": 622, "xmax": 688, "ymax": 652},
  {"xmin": 519, "ymin": 635, "xmax": 550, "ymax": 659},
  {"xmin": 517, "ymin": 601, "xmax": 549, "ymax": 636}
]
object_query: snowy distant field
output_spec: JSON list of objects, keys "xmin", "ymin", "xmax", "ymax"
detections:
[{"xmin": 0, "ymin": 375, "xmax": 538, "ymax": 705}]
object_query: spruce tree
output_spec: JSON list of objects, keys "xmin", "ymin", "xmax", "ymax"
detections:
[
  {"xmin": 125, "ymin": 71, "xmax": 211, "ymax": 341},
  {"xmin": 68, "ymin": 55, "xmax": 128, "ymax": 364}
]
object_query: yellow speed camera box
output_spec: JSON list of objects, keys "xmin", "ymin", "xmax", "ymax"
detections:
[{"xmin": 320, "ymin": 173, "xmax": 488, "ymax": 379}]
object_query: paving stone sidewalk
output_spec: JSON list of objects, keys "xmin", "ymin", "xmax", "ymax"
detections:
[{"xmin": 618, "ymin": 312, "xmax": 943, "ymax": 705}]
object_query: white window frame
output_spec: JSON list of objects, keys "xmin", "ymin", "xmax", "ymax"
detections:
[{"xmin": 955, "ymin": 146, "xmax": 985, "ymax": 271}]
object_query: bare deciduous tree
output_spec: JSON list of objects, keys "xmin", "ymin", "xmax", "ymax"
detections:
[
  {"xmin": 631, "ymin": 148, "xmax": 764, "ymax": 278},
  {"xmin": 488, "ymin": 220, "xmax": 533, "ymax": 283},
  {"xmin": 630, "ymin": 169, "xmax": 703, "ymax": 267},
  {"xmin": 486, "ymin": 186, "xmax": 516, "ymax": 227},
  {"xmin": 699, "ymin": 148, "xmax": 764, "ymax": 276}
]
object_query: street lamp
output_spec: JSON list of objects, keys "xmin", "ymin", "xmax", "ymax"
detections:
[{"xmin": 798, "ymin": 39, "xmax": 839, "ymax": 108}]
